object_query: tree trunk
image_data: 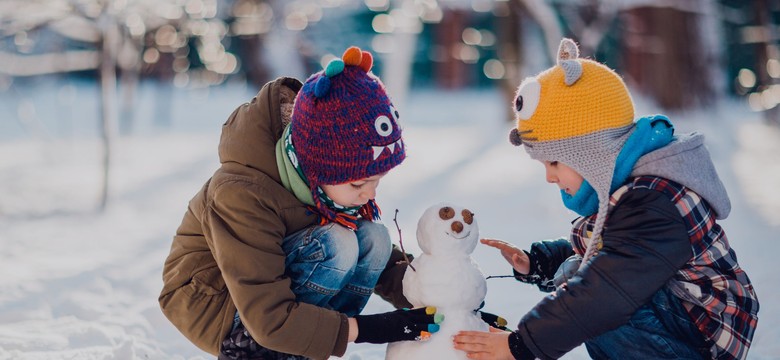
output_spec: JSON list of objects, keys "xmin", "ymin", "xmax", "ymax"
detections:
[
  {"xmin": 516, "ymin": 0, "xmax": 562, "ymax": 61},
  {"xmin": 98, "ymin": 13, "xmax": 118, "ymax": 211},
  {"xmin": 119, "ymin": 69, "xmax": 138, "ymax": 136},
  {"xmin": 153, "ymin": 52, "xmax": 175, "ymax": 128},
  {"xmin": 622, "ymin": 6, "xmax": 715, "ymax": 111},
  {"xmin": 495, "ymin": 0, "xmax": 524, "ymax": 122},
  {"xmin": 380, "ymin": 0, "xmax": 419, "ymax": 113},
  {"xmin": 236, "ymin": 34, "xmax": 271, "ymax": 87},
  {"xmin": 435, "ymin": 9, "xmax": 468, "ymax": 89},
  {"xmin": 119, "ymin": 37, "xmax": 142, "ymax": 136},
  {"xmin": 753, "ymin": 0, "xmax": 780, "ymax": 125}
]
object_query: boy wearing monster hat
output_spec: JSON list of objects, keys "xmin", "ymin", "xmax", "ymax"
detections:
[
  {"xmin": 159, "ymin": 47, "xmax": 442, "ymax": 360},
  {"xmin": 453, "ymin": 39, "xmax": 758, "ymax": 359}
]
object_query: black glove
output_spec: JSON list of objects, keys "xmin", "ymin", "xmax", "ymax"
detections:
[
  {"xmin": 354, "ymin": 306, "xmax": 443, "ymax": 344},
  {"xmin": 477, "ymin": 310, "xmax": 509, "ymax": 331}
]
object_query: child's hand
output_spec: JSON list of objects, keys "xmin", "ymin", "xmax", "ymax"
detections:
[
  {"xmin": 353, "ymin": 307, "xmax": 443, "ymax": 344},
  {"xmin": 476, "ymin": 310, "xmax": 509, "ymax": 331},
  {"xmin": 481, "ymin": 238, "xmax": 530, "ymax": 274},
  {"xmin": 453, "ymin": 327, "xmax": 515, "ymax": 360}
]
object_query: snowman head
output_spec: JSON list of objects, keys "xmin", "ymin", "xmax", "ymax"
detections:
[{"xmin": 416, "ymin": 202, "xmax": 479, "ymax": 256}]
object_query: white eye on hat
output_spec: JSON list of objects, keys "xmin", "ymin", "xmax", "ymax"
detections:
[
  {"xmin": 514, "ymin": 78, "xmax": 541, "ymax": 120},
  {"xmin": 390, "ymin": 105, "xmax": 400, "ymax": 122},
  {"xmin": 375, "ymin": 115, "xmax": 393, "ymax": 136},
  {"xmin": 375, "ymin": 105, "xmax": 399, "ymax": 137}
]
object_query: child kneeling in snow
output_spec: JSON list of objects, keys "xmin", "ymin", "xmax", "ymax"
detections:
[
  {"xmin": 159, "ymin": 46, "xmax": 440, "ymax": 360},
  {"xmin": 453, "ymin": 38, "xmax": 758, "ymax": 360}
]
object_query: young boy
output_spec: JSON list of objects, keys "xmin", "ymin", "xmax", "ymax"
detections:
[
  {"xmin": 159, "ymin": 46, "xmax": 441, "ymax": 360},
  {"xmin": 453, "ymin": 39, "xmax": 759, "ymax": 359}
]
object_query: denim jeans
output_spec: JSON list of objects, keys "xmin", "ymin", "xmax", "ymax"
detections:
[
  {"xmin": 585, "ymin": 287, "xmax": 710, "ymax": 359},
  {"xmin": 281, "ymin": 219, "xmax": 392, "ymax": 317},
  {"xmin": 223, "ymin": 220, "xmax": 393, "ymax": 359}
]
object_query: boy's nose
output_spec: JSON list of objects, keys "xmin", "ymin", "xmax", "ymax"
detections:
[
  {"xmin": 545, "ymin": 169, "xmax": 557, "ymax": 184},
  {"xmin": 363, "ymin": 186, "xmax": 377, "ymax": 200}
]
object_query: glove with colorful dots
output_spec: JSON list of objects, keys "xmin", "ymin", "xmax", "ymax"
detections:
[{"xmin": 354, "ymin": 306, "xmax": 443, "ymax": 344}]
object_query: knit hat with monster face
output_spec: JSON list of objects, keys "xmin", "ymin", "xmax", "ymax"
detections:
[
  {"xmin": 288, "ymin": 46, "xmax": 405, "ymax": 229},
  {"xmin": 508, "ymin": 38, "xmax": 636, "ymax": 265}
]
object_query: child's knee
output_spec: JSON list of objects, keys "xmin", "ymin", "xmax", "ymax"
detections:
[
  {"xmin": 356, "ymin": 221, "xmax": 393, "ymax": 265},
  {"xmin": 316, "ymin": 224, "xmax": 360, "ymax": 269}
]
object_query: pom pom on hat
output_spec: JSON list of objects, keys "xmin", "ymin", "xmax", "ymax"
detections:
[
  {"xmin": 325, "ymin": 59, "xmax": 345, "ymax": 77},
  {"xmin": 358, "ymin": 51, "xmax": 373, "ymax": 72},
  {"xmin": 342, "ymin": 46, "xmax": 363, "ymax": 66},
  {"xmin": 314, "ymin": 76, "xmax": 331, "ymax": 98},
  {"xmin": 312, "ymin": 48, "xmax": 374, "ymax": 99}
]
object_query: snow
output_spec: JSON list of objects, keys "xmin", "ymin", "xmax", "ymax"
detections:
[{"xmin": 1, "ymin": 80, "xmax": 779, "ymax": 359}]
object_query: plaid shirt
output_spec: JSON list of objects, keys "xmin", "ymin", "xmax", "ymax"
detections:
[{"xmin": 570, "ymin": 176, "xmax": 759, "ymax": 360}]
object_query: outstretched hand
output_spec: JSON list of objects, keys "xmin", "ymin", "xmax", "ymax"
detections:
[
  {"xmin": 481, "ymin": 238, "xmax": 530, "ymax": 275},
  {"xmin": 453, "ymin": 327, "xmax": 514, "ymax": 360}
]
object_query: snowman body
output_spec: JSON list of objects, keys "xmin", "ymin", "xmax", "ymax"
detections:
[{"xmin": 385, "ymin": 203, "xmax": 488, "ymax": 360}]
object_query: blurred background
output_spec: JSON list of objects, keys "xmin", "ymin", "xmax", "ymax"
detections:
[
  {"xmin": 1, "ymin": 1, "xmax": 780, "ymax": 359},
  {"xmin": 1, "ymin": 0, "xmax": 779, "ymax": 213}
]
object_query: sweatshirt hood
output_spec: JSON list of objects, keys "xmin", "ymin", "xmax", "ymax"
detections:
[
  {"xmin": 218, "ymin": 77, "xmax": 301, "ymax": 179},
  {"xmin": 631, "ymin": 132, "xmax": 731, "ymax": 219}
]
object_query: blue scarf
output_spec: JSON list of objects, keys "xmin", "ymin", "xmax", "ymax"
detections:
[{"xmin": 562, "ymin": 115, "xmax": 674, "ymax": 216}]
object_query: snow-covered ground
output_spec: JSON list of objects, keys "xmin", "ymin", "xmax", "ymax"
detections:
[{"xmin": 0, "ymin": 80, "xmax": 778, "ymax": 359}]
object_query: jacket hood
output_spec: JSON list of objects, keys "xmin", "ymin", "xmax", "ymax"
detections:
[
  {"xmin": 218, "ymin": 77, "xmax": 302, "ymax": 179},
  {"xmin": 630, "ymin": 132, "xmax": 731, "ymax": 219}
]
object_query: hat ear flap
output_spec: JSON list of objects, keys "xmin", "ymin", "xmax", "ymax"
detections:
[{"xmin": 342, "ymin": 46, "xmax": 363, "ymax": 66}]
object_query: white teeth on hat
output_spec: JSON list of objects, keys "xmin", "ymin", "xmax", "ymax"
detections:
[{"xmin": 372, "ymin": 139, "xmax": 404, "ymax": 160}]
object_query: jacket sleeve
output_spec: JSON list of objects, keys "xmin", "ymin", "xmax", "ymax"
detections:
[
  {"xmin": 204, "ymin": 179, "xmax": 347, "ymax": 360},
  {"xmin": 514, "ymin": 238, "xmax": 574, "ymax": 292},
  {"xmin": 373, "ymin": 245, "xmax": 414, "ymax": 309},
  {"xmin": 514, "ymin": 188, "xmax": 693, "ymax": 359}
]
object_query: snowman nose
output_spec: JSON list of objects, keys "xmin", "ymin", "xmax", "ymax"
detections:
[{"xmin": 451, "ymin": 221, "xmax": 464, "ymax": 233}]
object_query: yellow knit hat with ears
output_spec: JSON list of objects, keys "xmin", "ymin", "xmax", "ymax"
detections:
[
  {"xmin": 510, "ymin": 39, "xmax": 634, "ymax": 143},
  {"xmin": 508, "ymin": 38, "xmax": 636, "ymax": 266}
]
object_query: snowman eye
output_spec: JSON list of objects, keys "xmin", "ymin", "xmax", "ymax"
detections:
[
  {"xmin": 439, "ymin": 206, "xmax": 454, "ymax": 220},
  {"xmin": 514, "ymin": 78, "xmax": 541, "ymax": 120},
  {"xmin": 462, "ymin": 209, "xmax": 474, "ymax": 224},
  {"xmin": 374, "ymin": 115, "xmax": 393, "ymax": 137}
]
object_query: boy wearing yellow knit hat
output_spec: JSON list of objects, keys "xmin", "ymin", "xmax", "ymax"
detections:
[{"xmin": 453, "ymin": 39, "xmax": 758, "ymax": 359}]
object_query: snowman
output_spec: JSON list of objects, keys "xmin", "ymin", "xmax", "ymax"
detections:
[{"xmin": 386, "ymin": 202, "xmax": 488, "ymax": 360}]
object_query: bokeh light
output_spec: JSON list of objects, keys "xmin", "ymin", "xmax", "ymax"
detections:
[
  {"xmin": 372, "ymin": 13, "xmax": 395, "ymax": 33},
  {"xmin": 365, "ymin": 0, "xmax": 390, "ymax": 12},
  {"xmin": 738, "ymin": 68, "xmax": 757, "ymax": 89},
  {"xmin": 768, "ymin": 59, "xmax": 780, "ymax": 79},
  {"xmin": 483, "ymin": 59, "xmax": 505, "ymax": 79}
]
